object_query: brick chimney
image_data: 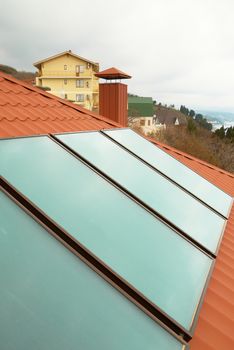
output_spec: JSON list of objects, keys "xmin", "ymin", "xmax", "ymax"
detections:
[{"xmin": 95, "ymin": 67, "xmax": 131, "ymax": 127}]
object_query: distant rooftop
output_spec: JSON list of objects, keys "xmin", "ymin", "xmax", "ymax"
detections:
[
  {"xmin": 33, "ymin": 50, "xmax": 99, "ymax": 69},
  {"xmin": 95, "ymin": 67, "xmax": 131, "ymax": 80}
]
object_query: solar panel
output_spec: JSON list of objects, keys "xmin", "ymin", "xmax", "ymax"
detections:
[
  {"xmin": 0, "ymin": 190, "xmax": 185, "ymax": 350},
  {"xmin": 56, "ymin": 131, "xmax": 225, "ymax": 254},
  {"xmin": 0, "ymin": 136, "xmax": 212, "ymax": 331},
  {"xmin": 103, "ymin": 128, "xmax": 233, "ymax": 218}
]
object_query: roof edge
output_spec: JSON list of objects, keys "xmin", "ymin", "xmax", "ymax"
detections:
[
  {"xmin": 0, "ymin": 71, "xmax": 121, "ymax": 128},
  {"xmin": 33, "ymin": 50, "xmax": 99, "ymax": 68}
]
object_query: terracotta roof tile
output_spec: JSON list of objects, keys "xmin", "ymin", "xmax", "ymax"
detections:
[
  {"xmin": 0, "ymin": 71, "xmax": 120, "ymax": 137},
  {"xmin": 95, "ymin": 67, "xmax": 131, "ymax": 79},
  {"xmin": 0, "ymin": 71, "xmax": 234, "ymax": 349}
]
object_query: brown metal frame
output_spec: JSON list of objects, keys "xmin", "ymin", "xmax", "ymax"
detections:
[
  {"xmin": 51, "ymin": 132, "xmax": 216, "ymax": 258},
  {"xmin": 0, "ymin": 177, "xmax": 189, "ymax": 344},
  {"xmin": 189, "ymin": 256, "xmax": 216, "ymax": 334},
  {"xmin": 101, "ymin": 127, "xmax": 234, "ymax": 218}
]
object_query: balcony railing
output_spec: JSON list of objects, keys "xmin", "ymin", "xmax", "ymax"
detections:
[{"xmin": 39, "ymin": 69, "xmax": 97, "ymax": 78}]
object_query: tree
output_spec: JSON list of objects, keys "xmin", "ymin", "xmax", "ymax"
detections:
[
  {"xmin": 215, "ymin": 126, "xmax": 225, "ymax": 139},
  {"xmin": 180, "ymin": 105, "xmax": 189, "ymax": 115},
  {"xmin": 226, "ymin": 126, "xmax": 234, "ymax": 142},
  {"xmin": 0, "ymin": 64, "xmax": 17, "ymax": 75},
  {"xmin": 189, "ymin": 109, "xmax": 195, "ymax": 118},
  {"xmin": 187, "ymin": 117, "xmax": 197, "ymax": 133}
]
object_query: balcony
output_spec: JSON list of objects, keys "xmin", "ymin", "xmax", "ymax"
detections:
[{"xmin": 38, "ymin": 69, "xmax": 95, "ymax": 79}]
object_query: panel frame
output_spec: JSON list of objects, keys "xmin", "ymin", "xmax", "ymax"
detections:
[
  {"xmin": 52, "ymin": 132, "xmax": 222, "ymax": 258},
  {"xmin": 0, "ymin": 184, "xmax": 188, "ymax": 350},
  {"xmin": 101, "ymin": 127, "xmax": 234, "ymax": 219}
]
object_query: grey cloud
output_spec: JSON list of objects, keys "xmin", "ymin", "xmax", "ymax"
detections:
[{"xmin": 1, "ymin": 0, "xmax": 234, "ymax": 111}]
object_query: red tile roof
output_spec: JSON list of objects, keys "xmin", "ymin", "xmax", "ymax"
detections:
[
  {"xmin": 95, "ymin": 67, "xmax": 131, "ymax": 79},
  {"xmin": 0, "ymin": 72, "xmax": 120, "ymax": 138},
  {"xmin": 0, "ymin": 71, "xmax": 234, "ymax": 349}
]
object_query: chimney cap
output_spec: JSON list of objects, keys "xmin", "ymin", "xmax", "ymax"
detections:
[{"xmin": 95, "ymin": 67, "xmax": 131, "ymax": 80}]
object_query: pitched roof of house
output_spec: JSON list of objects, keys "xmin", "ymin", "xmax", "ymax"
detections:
[
  {"xmin": 156, "ymin": 114, "xmax": 178, "ymax": 124},
  {"xmin": 156, "ymin": 106, "xmax": 187, "ymax": 125},
  {"xmin": 128, "ymin": 96, "xmax": 154, "ymax": 117},
  {"xmin": 0, "ymin": 71, "xmax": 234, "ymax": 350},
  {"xmin": 95, "ymin": 67, "xmax": 131, "ymax": 79},
  {"xmin": 33, "ymin": 50, "xmax": 99, "ymax": 69}
]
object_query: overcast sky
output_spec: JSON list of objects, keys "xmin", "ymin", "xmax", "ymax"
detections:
[{"xmin": 1, "ymin": 0, "xmax": 234, "ymax": 112}]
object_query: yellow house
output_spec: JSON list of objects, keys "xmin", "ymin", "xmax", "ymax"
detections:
[{"xmin": 34, "ymin": 50, "xmax": 99, "ymax": 111}]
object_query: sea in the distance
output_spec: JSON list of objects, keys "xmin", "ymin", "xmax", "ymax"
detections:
[{"xmin": 199, "ymin": 110, "xmax": 234, "ymax": 131}]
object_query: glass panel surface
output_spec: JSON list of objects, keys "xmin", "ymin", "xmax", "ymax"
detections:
[
  {"xmin": 0, "ymin": 136, "xmax": 212, "ymax": 330},
  {"xmin": 0, "ymin": 191, "xmax": 184, "ymax": 350},
  {"xmin": 57, "ymin": 131, "xmax": 225, "ymax": 254},
  {"xmin": 104, "ymin": 128, "xmax": 233, "ymax": 218}
]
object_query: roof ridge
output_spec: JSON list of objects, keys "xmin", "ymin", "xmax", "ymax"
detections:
[
  {"xmin": 33, "ymin": 50, "xmax": 99, "ymax": 68},
  {"xmin": 148, "ymin": 136, "xmax": 234, "ymax": 179},
  {"xmin": 0, "ymin": 71, "xmax": 121, "ymax": 128}
]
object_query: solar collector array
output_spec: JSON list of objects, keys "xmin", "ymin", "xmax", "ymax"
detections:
[{"xmin": 0, "ymin": 135, "xmax": 212, "ymax": 332}]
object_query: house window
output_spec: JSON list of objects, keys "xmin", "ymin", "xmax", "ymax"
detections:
[
  {"xmin": 148, "ymin": 120, "xmax": 151, "ymax": 126},
  {"xmin": 64, "ymin": 94, "xmax": 67, "ymax": 99},
  {"xmin": 79, "ymin": 65, "xmax": 85, "ymax": 73},
  {"xmin": 76, "ymin": 65, "xmax": 85, "ymax": 73},
  {"xmin": 140, "ymin": 119, "xmax": 145, "ymax": 126},
  {"xmin": 64, "ymin": 65, "xmax": 67, "ymax": 70},
  {"xmin": 76, "ymin": 80, "xmax": 84, "ymax": 88},
  {"xmin": 87, "ymin": 62, "xmax": 91, "ymax": 69},
  {"xmin": 76, "ymin": 94, "xmax": 84, "ymax": 102},
  {"xmin": 86, "ymin": 81, "xmax": 89, "ymax": 88},
  {"xmin": 64, "ymin": 79, "xmax": 67, "ymax": 85}
]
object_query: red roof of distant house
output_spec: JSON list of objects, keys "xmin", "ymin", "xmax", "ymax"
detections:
[
  {"xmin": 0, "ymin": 71, "xmax": 234, "ymax": 350},
  {"xmin": 95, "ymin": 67, "xmax": 131, "ymax": 79}
]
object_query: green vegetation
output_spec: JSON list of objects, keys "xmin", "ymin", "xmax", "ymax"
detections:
[
  {"xmin": 215, "ymin": 126, "xmax": 234, "ymax": 142},
  {"xmin": 0, "ymin": 64, "xmax": 36, "ymax": 81},
  {"xmin": 154, "ymin": 124, "xmax": 234, "ymax": 173},
  {"xmin": 131, "ymin": 102, "xmax": 234, "ymax": 173},
  {"xmin": 37, "ymin": 86, "xmax": 51, "ymax": 91},
  {"xmin": 180, "ymin": 105, "xmax": 212, "ymax": 130}
]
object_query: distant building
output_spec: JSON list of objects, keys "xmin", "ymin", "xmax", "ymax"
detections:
[
  {"xmin": 155, "ymin": 107, "xmax": 187, "ymax": 128},
  {"xmin": 128, "ymin": 96, "xmax": 163, "ymax": 134},
  {"xmin": 155, "ymin": 115, "xmax": 180, "ymax": 126},
  {"xmin": 34, "ymin": 50, "xmax": 99, "ymax": 111}
]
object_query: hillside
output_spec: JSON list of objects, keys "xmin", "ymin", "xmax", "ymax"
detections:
[
  {"xmin": 132, "ymin": 103, "xmax": 234, "ymax": 173},
  {"xmin": 0, "ymin": 64, "xmax": 36, "ymax": 82}
]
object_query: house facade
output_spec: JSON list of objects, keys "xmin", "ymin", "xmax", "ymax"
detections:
[
  {"xmin": 128, "ymin": 96, "xmax": 164, "ymax": 134},
  {"xmin": 34, "ymin": 50, "xmax": 99, "ymax": 111}
]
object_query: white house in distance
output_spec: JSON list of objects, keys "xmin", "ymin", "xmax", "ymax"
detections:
[{"xmin": 128, "ymin": 96, "xmax": 164, "ymax": 134}]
